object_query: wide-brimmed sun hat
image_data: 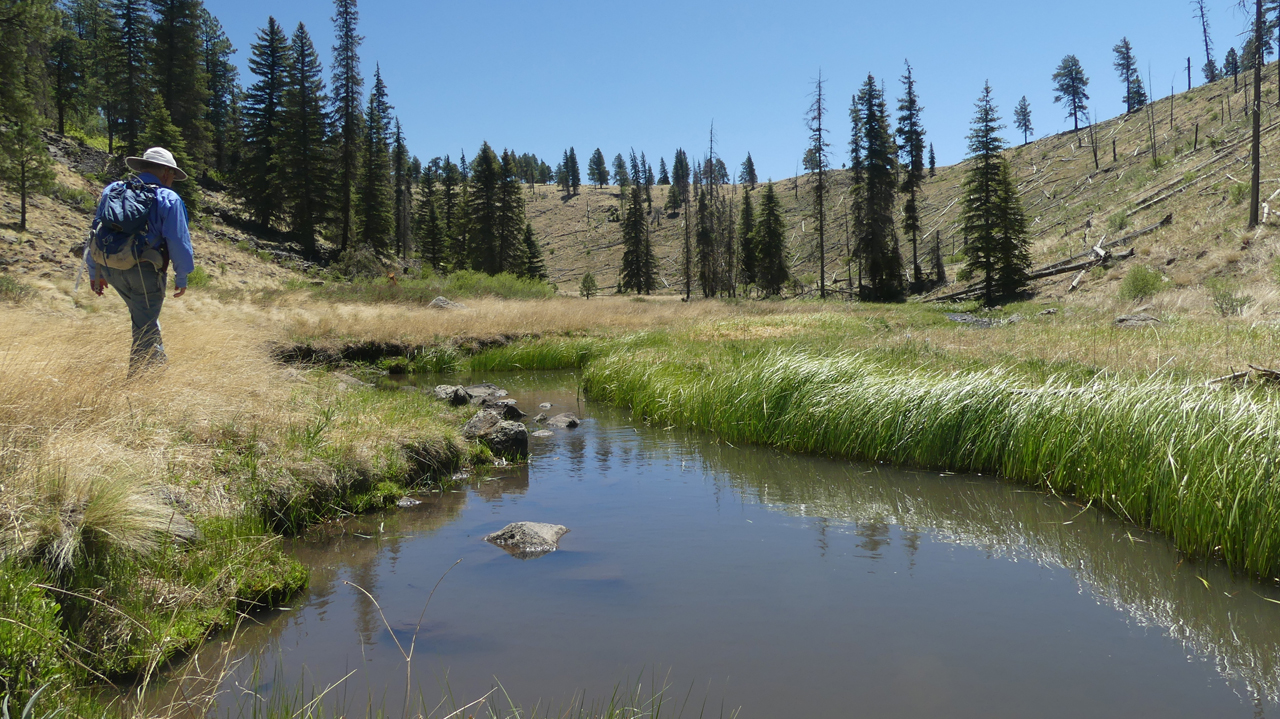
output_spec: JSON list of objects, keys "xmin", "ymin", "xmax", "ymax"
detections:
[{"xmin": 125, "ymin": 147, "xmax": 188, "ymax": 181}]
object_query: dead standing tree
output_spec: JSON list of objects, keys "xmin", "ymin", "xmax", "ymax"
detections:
[
  {"xmin": 1248, "ymin": 0, "xmax": 1263, "ymax": 228},
  {"xmin": 806, "ymin": 71, "xmax": 831, "ymax": 299}
]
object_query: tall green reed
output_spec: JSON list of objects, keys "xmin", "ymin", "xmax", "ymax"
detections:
[{"xmin": 584, "ymin": 349, "xmax": 1280, "ymax": 578}]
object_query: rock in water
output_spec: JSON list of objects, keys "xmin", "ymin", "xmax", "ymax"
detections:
[
  {"xmin": 462, "ymin": 410, "xmax": 528, "ymax": 458},
  {"xmin": 531, "ymin": 429, "xmax": 554, "ymax": 438},
  {"xmin": 396, "ymin": 497, "xmax": 422, "ymax": 508},
  {"xmin": 545, "ymin": 413, "xmax": 580, "ymax": 428},
  {"xmin": 464, "ymin": 383, "xmax": 509, "ymax": 403},
  {"xmin": 484, "ymin": 521, "xmax": 569, "ymax": 559},
  {"xmin": 427, "ymin": 296, "xmax": 467, "ymax": 310},
  {"xmin": 433, "ymin": 384, "xmax": 470, "ymax": 405},
  {"xmin": 538, "ymin": 402, "xmax": 553, "ymax": 410},
  {"xmin": 531, "ymin": 412, "xmax": 547, "ymax": 423},
  {"xmin": 479, "ymin": 396, "xmax": 526, "ymax": 420}
]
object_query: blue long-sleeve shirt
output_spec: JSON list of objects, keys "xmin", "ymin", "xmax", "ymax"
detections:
[{"xmin": 87, "ymin": 172, "xmax": 195, "ymax": 288}]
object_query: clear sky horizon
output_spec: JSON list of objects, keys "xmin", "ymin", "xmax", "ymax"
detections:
[{"xmin": 204, "ymin": 0, "xmax": 1252, "ymax": 183}]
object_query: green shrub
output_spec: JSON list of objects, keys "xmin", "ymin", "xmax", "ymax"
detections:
[
  {"xmin": 1230, "ymin": 182, "xmax": 1250, "ymax": 205},
  {"xmin": 186, "ymin": 266, "xmax": 211, "ymax": 288},
  {"xmin": 579, "ymin": 272, "xmax": 598, "ymax": 298},
  {"xmin": 235, "ymin": 240, "xmax": 252, "ymax": 252},
  {"xmin": 1205, "ymin": 277, "xmax": 1251, "ymax": 316},
  {"xmin": 1106, "ymin": 212, "xmax": 1129, "ymax": 233},
  {"xmin": 0, "ymin": 562, "xmax": 70, "ymax": 708},
  {"xmin": 0, "ymin": 275, "xmax": 31, "ymax": 303},
  {"xmin": 1118, "ymin": 265, "xmax": 1163, "ymax": 301},
  {"xmin": 48, "ymin": 183, "xmax": 96, "ymax": 213}
]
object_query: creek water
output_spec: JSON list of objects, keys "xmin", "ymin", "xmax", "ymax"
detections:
[{"xmin": 154, "ymin": 371, "xmax": 1280, "ymax": 718}]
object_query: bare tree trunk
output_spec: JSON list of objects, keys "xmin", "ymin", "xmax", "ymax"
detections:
[{"xmin": 1250, "ymin": 0, "xmax": 1264, "ymax": 228}]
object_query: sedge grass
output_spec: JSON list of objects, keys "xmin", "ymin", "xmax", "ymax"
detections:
[{"xmin": 584, "ymin": 348, "xmax": 1280, "ymax": 578}]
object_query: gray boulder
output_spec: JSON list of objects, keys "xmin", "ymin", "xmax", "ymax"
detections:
[
  {"xmin": 462, "ymin": 410, "xmax": 528, "ymax": 458},
  {"xmin": 545, "ymin": 413, "xmax": 580, "ymax": 428},
  {"xmin": 531, "ymin": 412, "xmax": 547, "ymax": 423},
  {"xmin": 484, "ymin": 521, "xmax": 569, "ymax": 560},
  {"xmin": 538, "ymin": 402, "xmax": 553, "ymax": 410},
  {"xmin": 531, "ymin": 429, "xmax": 554, "ymax": 438},
  {"xmin": 465, "ymin": 383, "xmax": 509, "ymax": 403},
  {"xmin": 1115, "ymin": 313, "xmax": 1161, "ymax": 328},
  {"xmin": 433, "ymin": 384, "xmax": 470, "ymax": 405},
  {"xmin": 427, "ymin": 296, "xmax": 467, "ymax": 310}
]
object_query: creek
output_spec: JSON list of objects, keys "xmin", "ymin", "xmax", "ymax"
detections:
[{"xmin": 152, "ymin": 371, "xmax": 1280, "ymax": 718}]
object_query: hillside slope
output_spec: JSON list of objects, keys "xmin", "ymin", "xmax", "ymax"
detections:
[{"xmin": 527, "ymin": 62, "xmax": 1280, "ymax": 310}]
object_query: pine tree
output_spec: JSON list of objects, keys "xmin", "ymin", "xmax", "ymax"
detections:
[
  {"xmin": 1052, "ymin": 54, "xmax": 1090, "ymax": 131},
  {"xmin": 239, "ymin": 16, "xmax": 290, "ymax": 228},
  {"xmin": 738, "ymin": 186, "xmax": 756, "ymax": 286},
  {"xmin": 496, "ymin": 149, "xmax": 528, "ymax": 273},
  {"xmin": 960, "ymin": 82, "xmax": 1030, "ymax": 305},
  {"xmin": 358, "ymin": 66, "xmax": 393, "ymax": 249},
  {"xmin": 695, "ymin": 183, "xmax": 716, "ymax": 297},
  {"xmin": 1112, "ymin": 38, "xmax": 1146, "ymax": 114},
  {"xmin": 558, "ymin": 149, "xmax": 571, "ymax": 195},
  {"xmin": 279, "ymin": 22, "xmax": 330, "ymax": 252},
  {"xmin": 851, "ymin": 74, "xmax": 903, "ymax": 301},
  {"xmin": 640, "ymin": 150, "xmax": 653, "ymax": 209},
  {"xmin": 77, "ymin": 0, "xmax": 125, "ymax": 151},
  {"xmin": 806, "ymin": 71, "xmax": 831, "ymax": 298},
  {"xmin": 140, "ymin": 95, "xmax": 196, "ymax": 207},
  {"xmin": 897, "ymin": 61, "xmax": 927, "ymax": 290},
  {"xmin": 928, "ymin": 143, "xmax": 936, "ymax": 177},
  {"xmin": 330, "ymin": 0, "xmax": 363, "ymax": 251},
  {"xmin": 1193, "ymin": 0, "xmax": 1217, "ymax": 83},
  {"xmin": 567, "ymin": 146, "xmax": 580, "ymax": 194},
  {"xmin": 754, "ymin": 182, "xmax": 788, "ymax": 296},
  {"xmin": 415, "ymin": 163, "xmax": 444, "ymax": 272},
  {"xmin": 523, "ymin": 222, "xmax": 547, "ymax": 281},
  {"xmin": 657, "ymin": 157, "xmax": 669, "ymax": 185},
  {"xmin": 738, "ymin": 153, "xmax": 757, "ymax": 188},
  {"xmin": 666, "ymin": 148, "xmax": 689, "ymax": 211},
  {"xmin": 48, "ymin": 7, "xmax": 85, "ymax": 136},
  {"xmin": 587, "ymin": 147, "xmax": 608, "ymax": 188},
  {"xmin": 392, "ymin": 119, "xmax": 412, "ymax": 259},
  {"xmin": 0, "ymin": 102, "xmax": 55, "ymax": 233},
  {"xmin": 467, "ymin": 143, "xmax": 502, "ymax": 272},
  {"xmin": 1225, "ymin": 47, "xmax": 1240, "ymax": 91},
  {"xmin": 199, "ymin": 9, "xmax": 238, "ymax": 176},
  {"xmin": 1014, "ymin": 95, "xmax": 1033, "ymax": 144},
  {"xmin": 150, "ymin": 0, "xmax": 211, "ymax": 168},
  {"xmin": 611, "ymin": 153, "xmax": 629, "ymax": 187},
  {"xmin": 620, "ymin": 185, "xmax": 655, "ymax": 293},
  {"xmin": 113, "ymin": 0, "xmax": 151, "ymax": 153}
]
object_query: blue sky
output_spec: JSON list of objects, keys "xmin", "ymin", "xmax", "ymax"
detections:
[{"xmin": 204, "ymin": 0, "xmax": 1251, "ymax": 182}]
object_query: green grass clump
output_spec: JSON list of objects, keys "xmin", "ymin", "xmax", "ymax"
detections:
[
  {"xmin": 1205, "ymin": 277, "xmax": 1251, "ymax": 316},
  {"xmin": 1230, "ymin": 182, "xmax": 1250, "ymax": 205},
  {"xmin": 470, "ymin": 337, "xmax": 600, "ymax": 371},
  {"xmin": 186, "ymin": 266, "xmax": 211, "ymax": 288},
  {"xmin": 1106, "ymin": 211, "xmax": 1129, "ymax": 233},
  {"xmin": 306, "ymin": 270, "xmax": 556, "ymax": 305},
  {"xmin": 0, "ymin": 275, "xmax": 31, "ymax": 303},
  {"xmin": 1118, "ymin": 264, "xmax": 1163, "ymax": 301},
  {"xmin": 584, "ymin": 348, "xmax": 1280, "ymax": 578}
]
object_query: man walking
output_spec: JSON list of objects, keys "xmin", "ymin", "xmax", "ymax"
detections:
[{"xmin": 86, "ymin": 147, "xmax": 194, "ymax": 376}]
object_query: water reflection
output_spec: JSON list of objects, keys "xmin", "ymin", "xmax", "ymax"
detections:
[
  {"xmin": 694, "ymin": 439, "xmax": 1280, "ymax": 706},
  {"xmin": 140, "ymin": 371, "xmax": 1280, "ymax": 717}
]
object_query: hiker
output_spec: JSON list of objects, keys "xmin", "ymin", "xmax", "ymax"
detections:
[{"xmin": 85, "ymin": 147, "xmax": 194, "ymax": 376}]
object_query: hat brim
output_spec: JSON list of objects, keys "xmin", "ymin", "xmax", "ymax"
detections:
[{"xmin": 125, "ymin": 156, "xmax": 188, "ymax": 182}]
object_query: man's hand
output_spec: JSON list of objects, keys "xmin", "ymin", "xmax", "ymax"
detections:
[
  {"xmin": 91, "ymin": 278, "xmax": 106, "ymax": 296},
  {"xmin": 173, "ymin": 287, "xmax": 186, "ymax": 299}
]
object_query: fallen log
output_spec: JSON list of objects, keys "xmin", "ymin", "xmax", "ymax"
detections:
[{"xmin": 1207, "ymin": 370, "xmax": 1251, "ymax": 386}]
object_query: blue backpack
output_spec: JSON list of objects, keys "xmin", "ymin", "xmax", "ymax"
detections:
[{"xmin": 90, "ymin": 178, "xmax": 160, "ymax": 270}]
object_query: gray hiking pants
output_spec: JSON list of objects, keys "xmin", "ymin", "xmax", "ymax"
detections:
[{"xmin": 101, "ymin": 263, "xmax": 167, "ymax": 375}]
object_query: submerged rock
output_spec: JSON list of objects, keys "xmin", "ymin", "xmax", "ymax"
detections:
[
  {"xmin": 433, "ymin": 384, "xmax": 470, "ymax": 405},
  {"xmin": 545, "ymin": 413, "xmax": 580, "ymax": 428},
  {"xmin": 462, "ymin": 409, "xmax": 528, "ymax": 458},
  {"xmin": 427, "ymin": 296, "xmax": 467, "ymax": 310},
  {"xmin": 396, "ymin": 497, "xmax": 422, "ymax": 508},
  {"xmin": 531, "ymin": 429, "xmax": 554, "ymax": 438},
  {"xmin": 464, "ymin": 383, "xmax": 509, "ymax": 403},
  {"xmin": 538, "ymin": 402, "xmax": 553, "ymax": 410},
  {"xmin": 484, "ymin": 521, "xmax": 569, "ymax": 559}
]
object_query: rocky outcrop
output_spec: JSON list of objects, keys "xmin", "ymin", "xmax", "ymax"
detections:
[{"xmin": 484, "ymin": 521, "xmax": 569, "ymax": 559}]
